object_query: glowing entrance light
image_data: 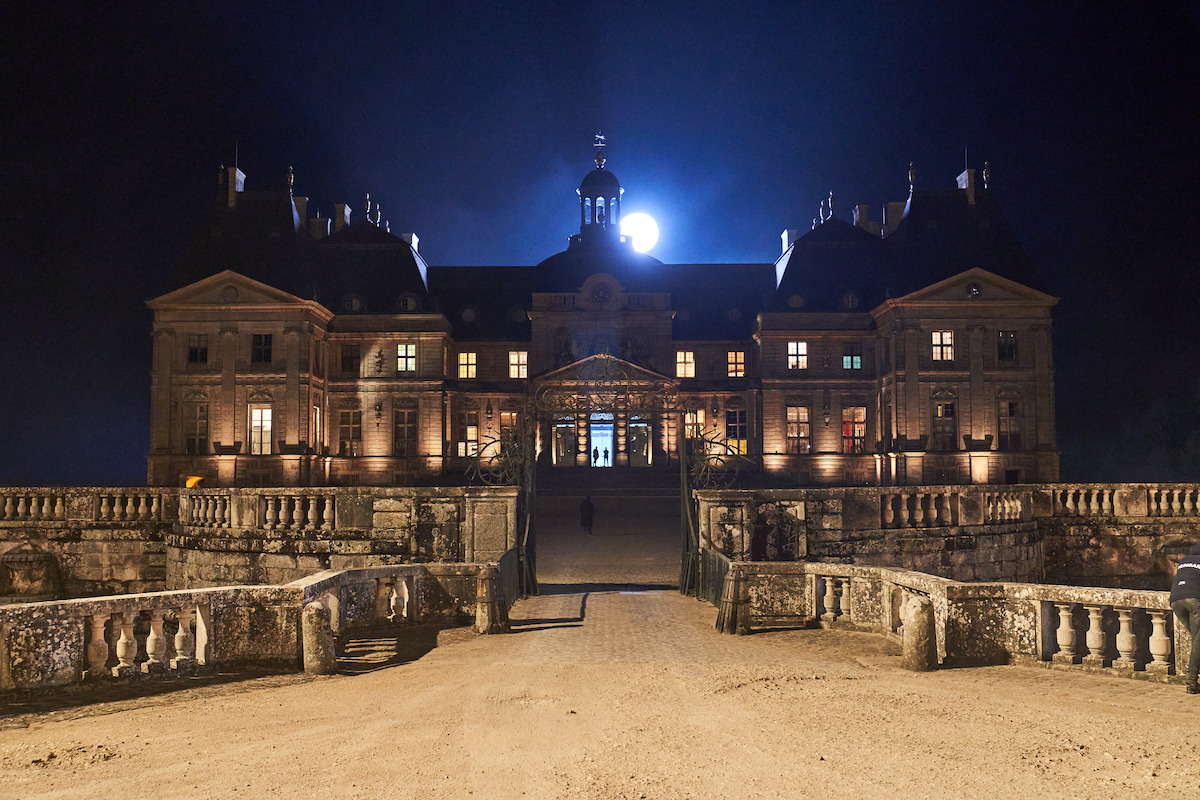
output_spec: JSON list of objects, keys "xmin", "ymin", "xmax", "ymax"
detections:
[{"xmin": 620, "ymin": 212, "xmax": 659, "ymax": 253}]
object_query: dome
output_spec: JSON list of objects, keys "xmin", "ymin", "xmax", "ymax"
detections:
[{"xmin": 579, "ymin": 168, "xmax": 621, "ymax": 195}]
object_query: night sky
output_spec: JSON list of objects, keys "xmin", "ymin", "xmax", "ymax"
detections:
[{"xmin": 3, "ymin": 2, "xmax": 1199, "ymax": 485}]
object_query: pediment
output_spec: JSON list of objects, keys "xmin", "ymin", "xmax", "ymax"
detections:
[
  {"xmin": 147, "ymin": 270, "xmax": 316, "ymax": 309},
  {"xmin": 535, "ymin": 354, "xmax": 674, "ymax": 386},
  {"xmin": 895, "ymin": 268, "xmax": 1057, "ymax": 305}
]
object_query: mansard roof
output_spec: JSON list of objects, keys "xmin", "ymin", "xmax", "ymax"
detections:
[{"xmin": 771, "ymin": 217, "xmax": 892, "ymax": 312}]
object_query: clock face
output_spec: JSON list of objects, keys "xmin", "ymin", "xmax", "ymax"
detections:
[
  {"xmin": 967, "ymin": 283, "xmax": 982, "ymax": 299},
  {"xmin": 590, "ymin": 284, "xmax": 613, "ymax": 305}
]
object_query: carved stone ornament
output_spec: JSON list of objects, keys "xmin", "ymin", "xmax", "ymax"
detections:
[
  {"xmin": 247, "ymin": 389, "xmax": 273, "ymax": 403},
  {"xmin": 220, "ymin": 285, "xmax": 240, "ymax": 302}
]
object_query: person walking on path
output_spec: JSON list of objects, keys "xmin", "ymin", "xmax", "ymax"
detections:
[
  {"xmin": 579, "ymin": 495, "xmax": 595, "ymax": 535},
  {"xmin": 1170, "ymin": 542, "xmax": 1200, "ymax": 693}
]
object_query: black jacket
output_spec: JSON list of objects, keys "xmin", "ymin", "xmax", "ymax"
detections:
[{"xmin": 1170, "ymin": 543, "xmax": 1200, "ymax": 602}]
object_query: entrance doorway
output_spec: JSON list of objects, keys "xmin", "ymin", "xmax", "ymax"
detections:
[
  {"xmin": 589, "ymin": 413, "xmax": 614, "ymax": 467},
  {"xmin": 628, "ymin": 417, "xmax": 651, "ymax": 467}
]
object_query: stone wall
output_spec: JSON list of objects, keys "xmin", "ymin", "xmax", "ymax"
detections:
[
  {"xmin": 695, "ymin": 483, "xmax": 1200, "ymax": 589},
  {"xmin": 0, "ymin": 489, "xmax": 175, "ymax": 599},
  {"xmin": 167, "ymin": 486, "xmax": 518, "ymax": 590}
]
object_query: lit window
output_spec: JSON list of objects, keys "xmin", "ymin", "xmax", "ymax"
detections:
[
  {"xmin": 932, "ymin": 330, "xmax": 954, "ymax": 361},
  {"xmin": 457, "ymin": 411, "xmax": 479, "ymax": 457},
  {"xmin": 188, "ymin": 334, "xmax": 208, "ymax": 364},
  {"xmin": 499, "ymin": 410, "xmax": 518, "ymax": 453},
  {"xmin": 787, "ymin": 341, "xmax": 808, "ymax": 370},
  {"xmin": 998, "ymin": 400, "xmax": 1022, "ymax": 450},
  {"xmin": 725, "ymin": 410, "xmax": 747, "ymax": 454},
  {"xmin": 393, "ymin": 408, "xmax": 417, "ymax": 457},
  {"xmin": 341, "ymin": 345, "xmax": 360, "ymax": 375},
  {"xmin": 676, "ymin": 350, "xmax": 695, "ymax": 378},
  {"xmin": 727, "ymin": 351, "xmax": 745, "ymax": 378},
  {"xmin": 684, "ymin": 409, "xmax": 706, "ymax": 438},
  {"xmin": 998, "ymin": 331, "xmax": 1018, "ymax": 363},
  {"xmin": 842, "ymin": 342, "xmax": 862, "ymax": 371},
  {"xmin": 338, "ymin": 410, "xmax": 362, "ymax": 456},
  {"xmin": 251, "ymin": 334, "xmax": 272, "ymax": 364},
  {"xmin": 397, "ymin": 344, "xmax": 416, "ymax": 373},
  {"xmin": 932, "ymin": 400, "xmax": 957, "ymax": 451},
  {"xmin": 184, "ymin": 403, "xmax": 208, "ymax": 454},
  {"xmin": 786, "ymin": 406, "xmax": 810, "ymax": 454},
  {"xmin": 311, "ymin": 404, "xmax": 322, "ymax": 450},
  {"xmin": 458, "ymin": 352, "xmax": 477, "ymax": 379},
  {"xmin": 841, "ymin": 406, "xmax": 866, "ymax": 454},
  {"xmin": 509, "ymin": 350, "xmax": 528, "ymax": 379},
  {"xmin": 248, "ymin": 404, "xmax": 272, "ymax": 455}
]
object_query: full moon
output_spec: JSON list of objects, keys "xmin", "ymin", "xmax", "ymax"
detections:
[{"xmin": 620, "ymin": 212, "xmax": 659, "ymax": 253}]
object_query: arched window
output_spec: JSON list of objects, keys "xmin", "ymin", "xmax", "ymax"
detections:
[
  {"xmin": 584, "ymin": 198, "xmax": 592, "ymax": 224},
  {"xmin": 596, "ymin": 197, "xmax": 606, "ymax": 226}
]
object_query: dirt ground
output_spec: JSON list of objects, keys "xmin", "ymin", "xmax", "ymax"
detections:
[{"xmin": 2, "ymin": 513, "xmax": 1199, "ymax": 799}]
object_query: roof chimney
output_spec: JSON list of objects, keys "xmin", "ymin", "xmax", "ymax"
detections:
[
  {"xmin": 780, "ymin": 228, "xmax": 798, "ymax": 256},
  {"xmin": 883, "ymin": 201, "xmax": 906, "ymax": 236},
  {"xmin": 333, "ymin": 203, "xmax": 351, "ymax": 232},
  {"xmin": 226, "ymin": 167, "xmax": 245, "ymax": 208},
  {"xmin": 957, "ymin": 168, "xmax": 976, "ymax": 205},
  {"xmin": 308, "ymin": 217, "xmax": 331, "ymax": 240},
  {"xmin": 292, "ymin": 195, "xmax": 308, "ymax": 228},
  {"xmin": 401, "ymin": 232, "xmax": 420, "ymax": 253}
]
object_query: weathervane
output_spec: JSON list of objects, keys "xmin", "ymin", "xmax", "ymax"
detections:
[
  {"xmin": 594, "ymin": 131, "xmax": 607, "ymax": 169},
  {"xmin": 982, "ymin": 161, "xmax": 991, "ymax": 189},
  {"xmin": 908, "ymin": 161, "xmax": 916, "ymax": 192},
  {"xmin": 364, "ymin": 192, "xmax": 371, "ymax": 222},
  {"xmin": 288, "ymin": 165, "xmax": 294, "ymax": 193}
]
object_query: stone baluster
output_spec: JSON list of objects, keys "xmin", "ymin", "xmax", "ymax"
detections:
[
  {"xmin": 323, "ymin": 496, "xmax": 335, "ymax": 530},
  {"xmin": 112, "ymin": 612, "xmax": 139, "ymax": 677},
  {"xmin": 1152, "ymin": 489, "xmax": 1164, "ymax": 516},
  {"xmin": 821, "ymin": 577, "xmax": 837, "ymax": 623},
  {"xmin": 1086, "ymin": 490, "xmax": 1098, "ymax": 516},
  {"xmin": 137, "ymin": 494, "xmax": 149, "ymax": 520},
  {"xmin": 198, "ymin": 496, "xmax": 208, "ymax": 525},
  {"xmin": 53, "ymin": 496, "xmax": 65, "ymax": 519},
  {"xmin": 143, "ymin": 609, "xmax": 167, "ymax": 674},
  {"xmin": 1082, "ymin": 605, "xmax": 1108, "ymax": 667},
  {"xmin": 1184, "ymin": 490, "xmax": 1196, "ymax": 516},
  {"xmin": 282, "ymin": 496, "xmax": 295, "ymax": 529},
  {"xmin": 933, "ymin": 493, "xmax": 946, "ymax": 525},
  {"xmin": 307, "ymin": 496, "xmax": 320, "ymax": 530},
  {"xmin": 265, "ymin": 496, "xmax": 279, "ymax": 529},
  {"xmin": 1147, "ymin": 611, "xmax": 1173, "ymax": 673},
  {"xmin": 1101, "ymin": 491, "xmax": 1113, "ymax": 516},
  {"xmin": 27, "ymin": 495, "xmax": 40, "ymax": 520},
  {"xmin": 17, "ymin": 495, "xmax": 28, "ymax": 519},
  {"xmin": 837, "ymin": 578, "xmax": 851, "ymax": 622},
  {"xmin": 150, "ymin": 493, "xmax": 161, "ymax": 520},
  {"xmin": 882, "ymin": 495, "xmax": 895, "ymax": 528},
  {"xmin": 1052, "ymin": 603, "xmax": 1077, "ymax": 664},
  {"xmin": 912, "ymin": 493, "xmax": 925, "ymax": 527},
  {"xmin": 3, "ymin": 494, "xmax": 12, "ymax": 520},
  {"xmin": 171, "ymin": 607, "xmax": 195, "ymax": 670},
  {"xmin": 125, "ymin": 495, "xmax": 137, "ymax": 520},
  {"xmin": 1172, "ymin": 490, "xmax": 1183, "ymax": 516},
  {"xmin": 1113, "ymin": 608, "xmax": 1137, "ymax": 669},
  {"xmin": 211, "ymin": 495, "xmax": 223, "ymax": 527},
  {"xmin": 86, "ymin": 613, "xmax": 110, "ymax": 677}
]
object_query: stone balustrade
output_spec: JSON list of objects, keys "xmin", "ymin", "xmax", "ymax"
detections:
[
  {"xmin": 1, "ymin": 491, "xmax": 67, "ymax": 522},
  {"xmin": 880, "ymin": 489, "xmax": 960, "ymax": 528},
  {"xmin": 1052, "ymin": 486, "xmax": 1116, "ymax": 517},
  {"xmin": 982, "ymin": 489, "xmax": 1026, "ymax": 523},
  {"xmin": 0, "ymin": 550, "xmax": 519, "ymax": 692},
  {"xmin": 96, "ymin": 491, "xmax": 165, "ymax": 522},
  {"xmin": 721, "ymin": 558, "xmax": 1188, "ymax": 681},
  {"xmin": 1148, "ymin": 487, "xmax": 1200, "ymax": 517},
  {"xmin": 258, "ymin": 492, "xmax": 336, "ymax": 531}
]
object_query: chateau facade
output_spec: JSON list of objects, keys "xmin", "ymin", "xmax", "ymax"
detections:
[{"xmin": 147, "ymin": 143, "xmax": 1058, "ymax": 488}]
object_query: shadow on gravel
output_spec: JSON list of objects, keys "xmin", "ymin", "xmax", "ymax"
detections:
[
  {"xmin": 338, "ymin": 622, "xmax": 474, "ymax": 675},
  {"xmin": 0, "ymin": 667, "xmax": 304, "ymax": 727}
]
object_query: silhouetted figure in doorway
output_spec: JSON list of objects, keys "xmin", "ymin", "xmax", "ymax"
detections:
[
  {"xmin": 580, "ymin": 495, "xmax": 595, "ymax": 535},
  {"xmin": 603, "ymin": 447, "xmax": 610, "ymax": 466},
  {"xmin": 592, "ymin": 447, "xmax": 599, "ymax": 466}
]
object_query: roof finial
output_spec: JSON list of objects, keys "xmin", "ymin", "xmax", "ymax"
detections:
[
  {"xmin": 982, "ymin": 161, "xmax": 991, "ymax": 189},
  {"xmin": 593, "ymin": 131, "xmax": 607, "ymax": 169},
  {"xmin": 374, "ymin": 202, "xmax": 380, "ymax": 225},
  {"xmin": 287, "ymin": 165, "xmax": 294, "ymax": 193},
  {"xmin": 364, "ymin": 192, "xmax": 371, "ymax": 222},
  {"xmin": 827, "ymin": 189, "xmax": 834, "ymax": 219},
  {"xmin": 812, "ymin": 217, "xmax": 818, "ymax": 231},
  {"xmin": 908, "ymin": 161, "xmax": 915, "ymax": 192}
]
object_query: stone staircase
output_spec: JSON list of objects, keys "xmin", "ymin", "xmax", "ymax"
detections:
[{"xmin": 534, "ymin": 465, "xmax": 682, "ymax": 516}]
